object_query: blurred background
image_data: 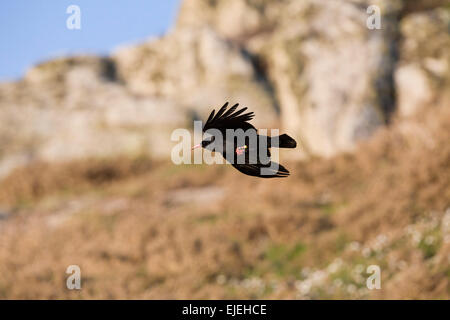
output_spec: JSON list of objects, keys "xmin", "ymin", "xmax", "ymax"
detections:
[{"xmin": 0, "ymin": 0, "xmax": 449, "ymax": 299}]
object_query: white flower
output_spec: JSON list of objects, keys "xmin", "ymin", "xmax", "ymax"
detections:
[
  {"xmin": 327, "ymin": 258, "xmax": 343, "ymax": 273},
  {"xmin": 296, "ymin": 280, "xmax": 312, "ymax": 295},
  {"xmin": 301, "ymin": 267, "xmax": 311, "ymax": 278},
  {"xmin": 354, "ymin": 264, "xmax": 364, "ymax": 274},
  {"xmin": 333, "ymin": 279, "xmax": 343, "ymax": 287},
  {"xmin": 411, "ymin": 231, "xmax": 422, "ymax": 245},
  {"xmin": 348, "ymin": 241, "xmax": 361, "ymax": 251},
  {"xmin": 311, "ymin": 270, "xmax": 327, "ymax": 284},
  {"xmin": 216, "ymin": 274, "xmax": 227, "ymax": 285},
  {"xmin": 424, "ymin": 235, "xmax": 435, "ymax": 245},
  {"xmin": 347, "ymin": 284, "xmax": 357, "ymax": 294},
  {"xmin": 373, "ymin": 234, "xmax": 388, "ymax": 250},
  {"xmin": 362, "ymin": 247, "xmax": 372, "ymax": 258},
  {"xmin": 442, "ymin": 209, "xmax": 450, "ymax": 233}
]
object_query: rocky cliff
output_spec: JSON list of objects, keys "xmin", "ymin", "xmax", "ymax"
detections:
[{"xmin": 0, "ymin": 0, "xmax": 448, "ymax": 177}]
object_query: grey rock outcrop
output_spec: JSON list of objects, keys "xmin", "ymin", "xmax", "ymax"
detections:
[
  {"xmin": 395, "ymin": 7, "xmax": 450, "ymax": 117},
  {"xmin": 0, "ymin": 57, "xmax": 186, "ymax": 178}
]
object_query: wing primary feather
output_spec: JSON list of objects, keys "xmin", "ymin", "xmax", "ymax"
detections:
[
  {"xmin": 203, "ymin": 103, "xmax": 255, "ymax": 132},
  {"xmin": 213, "ymin": 102, "xmax": 229, "ymax": 121},
  {"xmin": 226, "ymin": 107, "xmax": 247, "ymax": 119},
  {"xmin": 205, "ymin": 109, "xmax": 216, "ymax": 125},
  {"xmin": 222, "ymin": 103, "xmax": 239, "ymax": 118},
  {"xmin": 232, "ymin": 112, "xmax": 254, "ymax": 122}
]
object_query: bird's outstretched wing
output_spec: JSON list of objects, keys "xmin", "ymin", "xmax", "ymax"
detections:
[
  {"xmin": 203, "ymin": 102, "xmax": 255, "ymax": 132},
  {"xmin": 231, "ymin": 162, "xmax": 290, "ymax": 178}
]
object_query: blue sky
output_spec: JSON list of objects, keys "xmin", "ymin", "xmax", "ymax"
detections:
[{"xmin": 0, "ymin": 0, "xmax": 180, "ymax": 81}]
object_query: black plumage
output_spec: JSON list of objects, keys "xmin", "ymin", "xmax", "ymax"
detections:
[{"xmin": 193, "ymin": 102, "xmax": 297, "ymax": 178}]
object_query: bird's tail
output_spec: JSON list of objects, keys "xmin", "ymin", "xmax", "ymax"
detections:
[{"xmin": 275, "ymin": 134, "xmax": 297, "ymax": 148}]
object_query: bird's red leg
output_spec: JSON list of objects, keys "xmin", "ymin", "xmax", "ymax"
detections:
[{"xmin": 235, "ymin": 145, "xmax": 247, "ymax": 155}]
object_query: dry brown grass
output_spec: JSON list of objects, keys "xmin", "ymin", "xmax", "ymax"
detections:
[{"xmin": 0, "ymin": 106, "xmax": 449, "ymax": 299}]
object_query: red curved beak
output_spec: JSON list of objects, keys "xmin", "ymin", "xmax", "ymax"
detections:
[{"xmin": 191, "ymin": 144, "xmax": 201, "ymax": 151}]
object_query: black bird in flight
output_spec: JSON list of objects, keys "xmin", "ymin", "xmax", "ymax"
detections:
[{"xmin": 192, "ymin": 102, "xmax": 297, "ymax": 178}]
